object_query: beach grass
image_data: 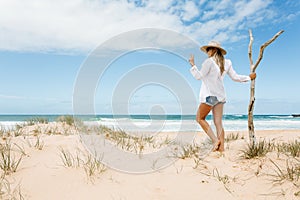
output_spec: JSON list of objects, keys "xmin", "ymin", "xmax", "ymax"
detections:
[
  {"xmin": 241, "ymin": 140, "xmax": 274, "ymax": 159},
  {"xmin": 175, "ymin": 143, "xmax": 201, "ymax": 159},
  {"xmin": 0, "ymin": 141, "xmax": 23, "ymax": 175},
  {"xmin": 26, "ymin": 136, "xmax": 45, "ymax": 150},
  {"xmin": 33, "ymin": 136, "xmax": 44, "ymax": 150},
  {"xmin": 9, "ymin": 117, "xmax": 80, "ymax": 136},
  {"xmin": 83, "ymin": 154, "xmax": 106, "ymax": 179},
  {"xmin": 212, "ymin": 168, "xmax": 233, "ymax": 193},
  {"xmin": 269, "ymin": 159, "xmax": 300, "ymax": 183},
  {"xmin": 26, "ymin": 117, "xmax": 49, "ymax": 125},
  {"xmin": 56, "ymin": 115, "xmax": 76, "ymax": 126},
  {"xmin": 15, "ymin": 117, "xmax": 48, "ymax": 133},
  {"xmin": 1, "ymin": 126, "xmax": 16, "ymax": 138},
  {"xmin": 59, "ymin": 147, "xmax": 106, "ymax": 180},
  {"xmin": 0, "ymin": 126, "xmax": 5, "ymax": 138},
  {"xmin": 0, "ymin": 176, "xmax": 24, "ymax": 200},
  {"xmin": 13, "ymin": 143, "xmax": 26, "ymax": 157},
  {"xmin": 91, "ymin": 126, "xmax": 174, "ymax": 155},
  {"xmin": 276, "ymin": 140, "xmax": 300, "ymax": 157},
  {"xmin": 59, "ymin": 147, "xmax": 81, "ymax": 168},
  {"xmin": 225, "ymin": 132, "xmax": 240, "ymax": 142}
]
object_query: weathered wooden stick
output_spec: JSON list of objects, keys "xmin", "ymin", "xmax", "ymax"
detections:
[
  {"xmin": 248, "ymin": 30, "xmax": 254, "ymax": 67},
  {"xmin": 253, "ymin": 30, "xmax": 284, "ymax": 71},
  {"xmin": 248, "ymin": 29, "xmax": 284, "ymax": 145}
]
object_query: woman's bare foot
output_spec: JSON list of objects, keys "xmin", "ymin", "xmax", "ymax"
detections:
[
  {"xmin": 218, "ymin": 140, "xmax": 225, "ymax": 152},
  {"xmin": 212, "ymin": 140, "xmax": 221, "ymax": 152},
  {"xmin": 218, "ymin": 147, "xmax": 224, "ymax": 152}
]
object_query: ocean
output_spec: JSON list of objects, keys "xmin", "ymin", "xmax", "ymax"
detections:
[{"xmin": 0, "ymin": 114, "xmax": 300, "ymax": 132}]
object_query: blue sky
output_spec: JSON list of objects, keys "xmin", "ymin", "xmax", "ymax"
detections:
[{"xmin": 0, "ymin": 0, "xmax": 299, "ymax": 115}]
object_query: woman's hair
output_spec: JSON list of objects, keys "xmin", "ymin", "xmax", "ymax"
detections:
[{"xmin": 211, "ymin": 48, "xmax": 225, "ymax": 75}]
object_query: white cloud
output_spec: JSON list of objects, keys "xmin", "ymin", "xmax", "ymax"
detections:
[
  {"xmin": 0, "ymin": 94, "xmax": 26, "ymax": 100},
  {"xmin": 0, "ymin": 94, "xmax": 57, "ymax": 101},
  {"xmin": 181, "ymin": 1, "xmax": 199, "ymax": 22},
  {"xmin": 235, "ymin": 0, "xmax": 271, "ymax": 19},
  {"xmin": 201, "ymin": 0, "xmax": 232, "ymax": 21},
  {"xmin": 0, "ymin": 0, "xmax": 287, "ymax": 54}
]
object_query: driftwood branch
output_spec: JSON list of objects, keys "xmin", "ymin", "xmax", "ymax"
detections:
[
  {"xmin": 247, "ymin": 29, "xmax": 284, "ymax": 145},
  {"xmin": 248, "ymin": 30, "xmax": 254, "ymax": 68},
  {"xmin": 253, "ymin": 30, "xmax": 284, "ymax": 71}
]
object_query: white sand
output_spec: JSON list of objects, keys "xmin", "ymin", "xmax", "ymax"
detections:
[{"xmin": 1, "ymin": 124, "xmax": 300, "ymax": 200}]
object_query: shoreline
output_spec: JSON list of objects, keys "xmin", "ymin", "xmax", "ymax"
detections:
[{"xmin": 1, "ymin": 114, "xmax": 300, "ymax": 133}]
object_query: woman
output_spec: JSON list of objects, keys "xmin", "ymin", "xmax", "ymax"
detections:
[{"xmin": 189, "ymin": 41, "xmax": 256, "ymax": 152}]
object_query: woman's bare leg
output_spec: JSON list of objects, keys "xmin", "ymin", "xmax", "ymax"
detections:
[
  {"xmin": 212, "ymin": 103, "xmax": 225, "ymax": 152},
  {"xmin": 196, "ymin": 103, "xmax": 220, "ymax": 150}
]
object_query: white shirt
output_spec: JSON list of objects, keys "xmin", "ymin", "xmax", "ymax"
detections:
[{"xmin": 190, "ymin": 57, "xmax": 250, "ymax": 103}]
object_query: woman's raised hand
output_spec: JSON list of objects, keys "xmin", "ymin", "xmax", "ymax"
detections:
[
  {"xmin": 189, "ymin": 54, "xmax": 195, "ymax": 66},
  {"xmin": 249, "ymin": 72, "xmax": 256, "ymax": 80}
]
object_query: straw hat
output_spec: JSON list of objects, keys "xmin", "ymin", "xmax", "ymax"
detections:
[{"xmin": 200, "ymin": 41, "xmax": 227, "ymax": 55}]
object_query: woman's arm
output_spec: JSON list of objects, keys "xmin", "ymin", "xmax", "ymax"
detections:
[
  {"xmin": 227, "ymin": 60, "xmax": 256, "ymax": 82},
  {"xmin": 189, "ymin": 55, "xmax": 210, "ymax": 80}
]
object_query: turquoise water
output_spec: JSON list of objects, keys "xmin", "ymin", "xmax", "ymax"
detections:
[
  {"xmin": 0, "ymin": 114, "xmax": 296, "ymax": 121},
  {"xmin": 0, "ymin": 114, "xmax": 300, "ymax": 132}
]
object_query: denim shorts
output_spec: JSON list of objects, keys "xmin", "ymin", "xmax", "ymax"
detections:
[{"xmin": 205, "ymin": 96, "xmax": 225, "ymax": 107}]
